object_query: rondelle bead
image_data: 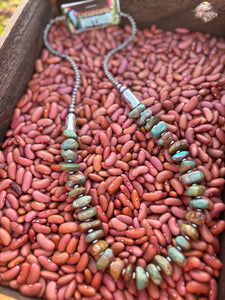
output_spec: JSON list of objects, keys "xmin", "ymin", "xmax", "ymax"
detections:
[
  {"xmin": 189, "ymin": 199, "xmax": 210, "ymax": 209},
  {"xmin": 61, "ymin": 138, "xmax": 78, "ymax": 150},
  {"xmin": 69, "ymin": 187, "xmax": 86, "ymax": 198},
  {"xmin": 186, "ymin": 185, "xmax": 206, "ymax": 197},
  {"xmin": 72, "ymin": 195, "xmax": 92, "ymax": 208},
  {"xmin": 63, "ymin": 129, "xmax": 78, "ymax": 140},
  {"xmin": 67, "ymin": 174, "xmax": 86, "ymax": 188},
  {"xmin": 182, "ymin": 224, "xmax": 199, "ymax": 240},
  {"xmin": 136, "ymin": 266, "xmax": 148, "ymax": 290},
  {"xmin": 172, "ymin": 151, "xmax": 189, "ymax": 163},
  {"xmin": 128, "ymin": 103, "xmax": 146, "ymax": 118},
  {"xmin": 151, "ymin": 121, "xmax": 168, "ymax": 139},
  {"xmin": 85, "ymin": 229, "xmax": 104, "ymax": 243},
  {"xmin": 145, "ymin": 116, "xmax": 160, "ymax": 131},
  {"xmin": 110, "ymin": 258, "xmax": 125, "ymax": 280},
  {"xmin": 79, "ymin": 219, "xmax": 101, "ymax": 232},
  {"xmin": 77, "ymin": 207, "xmax": 97, "ymax": 221},
  {"xmin": 154, "ymin": 255, "xmax": 173, "ymax": 276},
  {"xmin": 139, "ymin": 109, "xmax": 152, "ymax": 125},
  {"xmin": 91, "ymin": 240, "xmax": 109, "ymax": 256},
  {"xmin": 168, "ymin": 140, "xmax": 188, "ymax": 155},
  {"xmin": 179, "ymin": 160, "xmax": 196, "ymax": 174},
  {"xmin": 146, "ymin": 263, "xmax": 162, "ymax": 286},
  {"xmin": 123, "ymin": 264, "xmax": 133, "ymax": 284},
  {"xmin": 167, "ymin": 247, "xmax": 186, "ymax": 267},
  {"xmin": 61, "ymin": 150, "xmax": 78, "ymax": 162},
  {"xmin": 96, "ymin": 248, "xmax": 114, "ymax": 270},
  {"xmin": 186, "ymin": 211, "xmax": 206, "ymax": 226},
  {"xmin": 60, "ymin": 163, "xmax": 80, "ymax": 172},
  {"xmin": 181, "ymin": 171, "xmax": 204, "ymax": 185},
  {"xmin": 158, "ymin": 131, "xmax": 174, "ymax": 147},
  {"xmin": 175, "ymin": 236, "xmax": 191, "ymax": 250}
]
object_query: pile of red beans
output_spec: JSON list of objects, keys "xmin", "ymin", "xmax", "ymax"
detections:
[{"xmin": 0, "ymin": 21, "xmax": 225, "ymax": 299}]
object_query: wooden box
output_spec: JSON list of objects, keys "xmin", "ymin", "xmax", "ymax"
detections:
[{"xmin": 0, "ymin": 0, "xmax": 225, "ymax": 299}]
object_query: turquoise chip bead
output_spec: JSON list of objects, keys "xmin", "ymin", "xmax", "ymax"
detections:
[
  {"xmin": 146, "ymin": 263, "xmax": 162, "ymax": 285},
  {"xmin": 151, "ymin": 121, "xmax": 167, "ymax": 139},
  {"xmin": 189, "ymin": 199, "xmax": 210, "ymax": 209},
  {"xmin": 167, "ymin": 247, "xmax": 186, "ymax": 267},
  {"xmin": 181, "ymin": 171, "xmax": 204, "ymax": 185},
  {"xmin": 172, "ymin": 151, "xmax": 189, "ymax": 163},
  {"xmin": 96, "ymin": 248, "xmax": 114, "ymax": 270},
  {"xmin": 61, "ymin": 150, "xmax": 78, "ymax": 162},
  {"xmin": 187, "ymin": 185, "xmax": 206, "ymax": 197},
  {"xmin": 72, "ymin": 195, "xmax": 92, "ymax": 208},
  {"xmin": 63, "ymin": 129, "xmax": 78, "ymax": 140},
  {"xmin": 85, "ymin": 229, "xmax": 104, "ymax": 243},
  {"xmin": 175, "ymin": 236, "xmax": 191, "ymax": 250},
  {"xmin": 128, "ymin": 103, "xmax": 146, "ymax": 118},
  {"xmin": 77, "ymin": 207, "xmax": 97, "ymax": 221},
  {"xmin": 69, "ymin": 187, "xmax": 86, "ymax": 198},
  {"xmin": 61, "ymin": 138, "xmax": 78, "ymax": 150},
  {"xmin": 179, "ymin": 160, "xmax": 196, "ymax": 174},
  {"xmin": 145, "ymin": 116, "xmax": 160, "ymax": 131},
  {"xmin": 60, "ymin": 163, "xmax": 79, "ymax": 172},
  {"xmin": 154, "ymin": 255, "xmax": 173, "ymax": 276},
  {"xmin": 139, "ymin": 109, "xmax": 152, "ymax": 125},
  {"xmin": 136, "ymin": 266, "xmax": 148, "ymax": 290}
]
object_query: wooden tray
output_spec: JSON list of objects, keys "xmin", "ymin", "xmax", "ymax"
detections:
[{"xmin": 0, "ymin": 0, "xmax": 225, "ymax": 299}]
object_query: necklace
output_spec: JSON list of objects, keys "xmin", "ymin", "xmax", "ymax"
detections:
[{"xmin": 42, "ymin": 12, "xmax": 223, "ymax": 296}]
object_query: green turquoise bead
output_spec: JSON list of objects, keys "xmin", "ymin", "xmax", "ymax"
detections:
[
  {"xmin": 91, "ymin": 240, "xmax": 109, "ymax": 256},
  {"xmin": 61, "ymin": 150, "xmax": 78, "ymax": 162},
  {"xmin": 186, "ymin": 211, "xmax": 205, "ymax": 226},
  {"xmin": 151, "ymin": 121, "xmax": 167, "ymax": 139},
  {"xmin": 63, "ymin": 129, "xmax": 78, "ymax": 140},
  {"xmin": 172, "ymin": 151, "xmax": 189, "ymax": 163},
  {"xmin": 136, "ymin": 266, "xmax": 148, "ymax": 290},
  {"xmin": 60, "ymin": 163, "xmax": 79, "ymax": 172},
  {"xmin": 85, "ymin": 229, "xmax": 104, "ymax": 243},
  {"xmin": 124, "ymin": 264, "xmax": 133, "ymax": 284},
  {"xmin": 96, "ymin": 248, "xmax": 114, "ymax": 270},
  {"xmin": 189, "ymin": 199, "xmax": 210, "ymax": 209},
  {"xmin": 181, "ymin": 171, "xmax": 204, "ymax": 186},
  {"xmin": 110, "ymin": 258, "xmax": 125, "ymax": 280},
  {"xmin": 146, "ymin": 263, "xmax": 162, "ymax": 285},
  {"xmin": 69, "ymin": 187, "xmax": 86, "ymax": 198},
  {"xmin": 179, "ymin": 160, "xmax": 196, "ymax": 174},
  {"xmin": 175, "ymin": 236, "xmax": 191, "ymax": 250},
  {"xmin": 167, "ymin": 247, "xmax": 186, "ymax": 267},
  {"xmin": 187, "ymin": 185, "xmax": 206, "ymax": 197},
  {"xmin": 77, "ymin": 207, "xmax": 97, "ymax": 221},
  {"xmin": 128, "ymin": 103, "xmax": 146, "ymax": 118},
  {"xmin": 67, "ymin": 174, "xmax": 85, "ymax": 188},
  {"xmin": 61, "ymin": 138, "xmax": 78, "ymax": 150},
  {"xmin": 139, "ymin": 109, "xmax": 152, "ymax": 126},
  {"xmin": 145, "ymin": 116, "xmax": 160, "ymax": 131},
  {"xmin": 169, "ymin": 140, "xmax": 188, "ymax": 155},
  {"xmin": 158, "ymin": 131, "xmax": 174, "ymax": 147},
  {"xmin": 72, "ymin": 195, "xmax": 92, "ymax": 208},
  {"xmin": 182, "ymin": 224, "xmax": 199, "ymax": 240},
  {"xmin": 154, "ymin": 255, "xmax": 173, "ymax": 276},
  {"xmin": 79, "ymin": 220, "xmax": 101, "ymax": 232}
]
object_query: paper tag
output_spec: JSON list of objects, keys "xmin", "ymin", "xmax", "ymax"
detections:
[{"xmin": 61, "ymin": 0, "xmax": 121, "ymax": 33}]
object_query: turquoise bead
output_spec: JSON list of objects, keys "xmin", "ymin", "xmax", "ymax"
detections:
[
  {"xmin": 61, "ymin": 150, "xmax": 78, "ymax": 162},
  {"xmin": 72, "ymin": 195, "xmax": 92, "ymax": 208},
  {"xmin": 151, "ymin": 121, "xmax": 167, "ymax": 139},
  {"xmin": 167, "ymin": 247, "xmax": 186, "ymax": 267},
  {"xmin": 136, "ymin": 266, "xmax": 148, "ymax": 290},
  {"xmin": 175, "ymin": 236, "xmax": 191, "ymax": 250},
  {"xmin": 128, "ymin": 103, "xmax": 146, "ymax": 118},
  {"xmin": 146, "ymin": 263, "xmax": 162, "ymax": 285},
  {"xmin": 179, "ymin": 160, "xmax": 196, "ymax": 174},
  {"xmin": 69, "ymin": 187, "xmax": 85, "ymax": 198},
  {"xmin": 189, "ymin": 199, "xmax": 210, "ymax": 209},
  {"xmin": 187, "ymin": 185, "xmax": 206, "ymax": 197},
  {"xmin": 61, "ymin": 138, "xmax": 78, "ymax": 150},
  {"xmin": 67, "ymin": 174, "xmax": 85, "ymax": 188},
  {"xmin": 154, "ymin": 255, "xmax": 173, "ymax": 276},
  {"xmin": 181, "ymin": 171, "xmax": 204, "ymax": 185},
  {"xmin": 139, "ymin": 109, "xmax": 152, "ymax": 125},
  {"xmin": 60, "ymin": 163, "xmax": 79, "ymax": 172},
  {"xmin": 77, "ymin": 207, "xmax": 97, "ymax": 221},
  {"xmin": 96, "ymin": 248, "xmax": 114, "ymax": 270},
  {"xmin": 158, "ymin": 131, "xmax": 174, "ymax": 147},
  {"xmin": 85, "ymin": 229, "xmax": 104, "ymax": 243},
  {"xmin": 172, "ymin": 151, "xmax": 189, "ymax": 163},
  {"xmin": 145, "ymin": 116, "xmax": 160, "ymax": 131},
  {"xmin": 182, "ymin": 224, "xmax": 199, "ymax": 240},
  {"xmin": 169, "ymin": 140, "xmax": 188, "ymax": 155},
  {"xmin": 63, "ymin": 129, "xmax": 78, "ymax": 140}
]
